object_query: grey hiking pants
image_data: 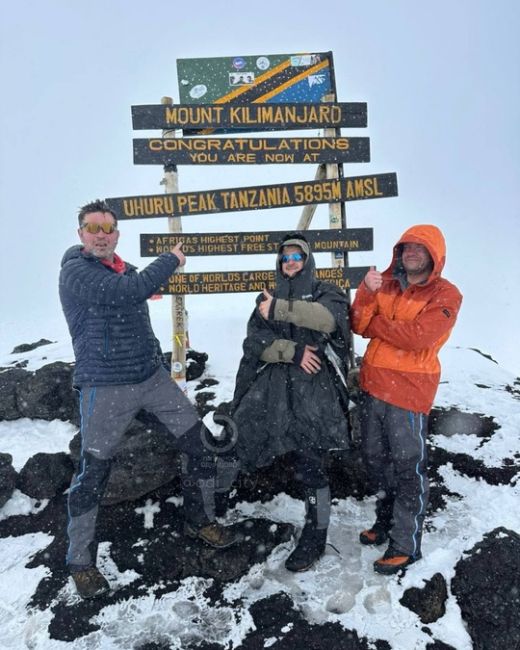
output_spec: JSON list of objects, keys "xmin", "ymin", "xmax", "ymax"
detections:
[
  {"xmin": 67, "ymin": 366, "xmax": 214, "ymax": 570},
  {"xmin": 359, "ymin": 392, "xmax": 429, "ymax": 557}
]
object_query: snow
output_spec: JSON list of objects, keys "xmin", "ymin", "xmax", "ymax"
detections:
[
  {"xmin": 0, "ymin": 491, "xmax": 49, "ymax": 523},
  {"xmin": 0, "ymin": 318, "xmax": 518, "ymax": 649},
  {"xmin": 0, "ymin": 419, "xmax": 77, "ymax": 472}
]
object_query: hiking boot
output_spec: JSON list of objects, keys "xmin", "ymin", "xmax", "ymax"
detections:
[
  {"xmin": 285, "ymin": 525, "xmax": 327, "ymax": 572},
  {"xmin": 184, "ymin": 521, "xmax": 240, "ymax": 549},
  {"xmin": 359, "ymin": 525, "xmax": 389, "ymax": 546},
  {"xmin": 71, "ymin": 566, "xmax": 110, "ymax": 599},
  {"xmin": 373, "ymin": 544, "xmax": 422, "ymax": 575}
]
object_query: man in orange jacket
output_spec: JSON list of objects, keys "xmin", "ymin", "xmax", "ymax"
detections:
[{"xmin": 350, "ymin": 224, "xmax": 462, "ymax": 574}]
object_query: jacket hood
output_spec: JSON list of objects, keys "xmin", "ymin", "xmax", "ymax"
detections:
[
  {"xmin": 386, "ymin": 224, "xmax": 446, "ymax": 283},
  {"xmin": 273, "ymin": 232, "xmax": 316, "ymax": 300},
  {"xmin": 61, "ymin": 245, "xmax": 84, "ymax": 268}
]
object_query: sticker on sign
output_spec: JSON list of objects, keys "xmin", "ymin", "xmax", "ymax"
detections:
[
  {"xmin": 256, "ymin": 56, "xmax": 270, "ymax": 70},
  {"xmin": 290, "ymin": 54, "xmax": 321, "ymax": 66},
  {"xmin": 189, "ymin": 84, "xmax": 207, "ymax": 99},
  {"xmin": 229, "ymin": 72, "xmax": 255, "ymax": 87}
]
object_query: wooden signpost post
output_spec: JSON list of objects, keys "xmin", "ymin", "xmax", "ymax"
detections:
[{"xmin": 159, "ymin": 97, "xmax": 188, "ymax": 389}]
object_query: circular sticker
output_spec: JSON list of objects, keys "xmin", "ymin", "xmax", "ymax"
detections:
[
  {"xmin": 256, "ymin": 56, "xmax": 270, "ymax": 71},
  {"xmin": 232, "ymin": 57, "xmax": 246, "ymax": 70},
  {"xmin": 172, "ymin": 361, "xmax": 183, "ymax": 373},
  {"xmin": 189, "ymin": 84, "xmax": 207, "ymax": 99}
]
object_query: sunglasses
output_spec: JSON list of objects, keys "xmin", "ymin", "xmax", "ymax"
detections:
[
  {"xmin": 80, "ymin": 222, "xmax": 117, "ymax": 235},
  {"xmin": 281, "ymin": 252, "xmax": 304, "ymax": 263}
]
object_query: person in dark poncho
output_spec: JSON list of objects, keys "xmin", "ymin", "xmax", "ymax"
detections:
[{"xmin": 220, "ymin": 232, "xmax": 351, "ymax": 571}]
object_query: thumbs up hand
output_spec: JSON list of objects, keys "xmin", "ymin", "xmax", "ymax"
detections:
[
  {"xmin": 364, "ymin": 266, "xmax": 383, "ymax": 292},
  {"xmin": 258, "ymin": 288, "xmax": 273, "ymax": 319}
]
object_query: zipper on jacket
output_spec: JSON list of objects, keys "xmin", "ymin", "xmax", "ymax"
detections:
[
  {"xmin": 287, "ymin": 280, "xmax": 295, "ymax": 411},
  {"xmin": 103, "ymin": 322, "xmax": 109, "ymax": 357}
]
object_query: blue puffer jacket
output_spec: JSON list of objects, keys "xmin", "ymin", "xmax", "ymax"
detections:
[{"xmin": 59, "ymin": 245, "xmax": 180, "ymax": 387}]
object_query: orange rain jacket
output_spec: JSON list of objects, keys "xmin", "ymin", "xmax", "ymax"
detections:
[{"xmin": 350, "ymin": 224, "xmax": 462, "ymax": 414}]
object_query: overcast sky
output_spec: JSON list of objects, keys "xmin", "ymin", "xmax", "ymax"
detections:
[{"xmin": 1, "ymin": 0, "xmax": 519, "ymax": 374}]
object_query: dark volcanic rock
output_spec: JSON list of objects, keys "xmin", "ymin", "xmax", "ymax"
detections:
[
  {"xmin": 11, "ymin": 338, "xmax": 54, "ymax": 353},
  {"xmin": 427, "ymin": 407, "xmax": 517, "ymax": 497},
  {"xmin": 451, "ymin": 527, "xmax": 520, "ymax": 650},
  {"xmin": 240, "ymin": 592, "xmax": 390, "ymax": 649},
  {"xmin": 186, "ymin": 349, "xmax": 208, "ymax": 381},
  {"xmin": 17, "ymin": 452, "xmax": 74, "ymax": 499},
  {"xmin": 400, "ymin": 572, "xmax": 448, "ymax": 623},
  {"xmin": 0, "ymin": 368, "xmax": 29, "ymax": 420},
  {"xmin": 69, "ymin": 416, "xmax": 182, "ymax": 505},
  {"xmin": 195, "ymin": 377, "xmax": 219, "ymax": 390},
  {"xmin": 16, "ymin": 362, "xmax": 79, "ymax": 423},
  {"xmin": 429, "ymin": 407, "xmax": 498, "ymax": 440},
  {"xmin": 0, "ymin": 452, "xmax": 17, "ymax": 507},
  {"xmin": 195, "ymin": 391, "xmax": 217, "ymax": 416},
  {"xmin": 428, "ymin": 446, "xmax": 518, "ymax": 486}
]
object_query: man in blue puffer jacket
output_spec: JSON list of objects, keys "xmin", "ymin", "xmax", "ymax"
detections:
[{"xmin": 59, "ymin": 199, "xmax": 238, "ymax": 599}]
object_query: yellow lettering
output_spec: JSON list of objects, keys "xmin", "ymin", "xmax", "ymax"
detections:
[
  {"xmin": 346, "ymin": 180, "xmax": 356, "ymax": 199},
  {"xmin": 265, "ymin": 153, "xmax": 295, "ymax": 163}
]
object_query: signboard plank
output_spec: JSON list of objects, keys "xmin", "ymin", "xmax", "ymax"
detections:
[
  {"xmin": 133, "ymin": 136, "xmax": 370, "ymax": 165},
  {"xmin": 131, "ymin": 102, "xmax": 367, "ymax": 131},
  {"xmin": 106, "ymin": 172, "xmax": 397, "ymax": 220},
  {"xmin": 159, "ymin": 266, "xmax": 369, "ymax": 295},
  {"xmin": 140, "ymin": 228, "xmax": 373, "ymax": 257},
  {"xmin": 177, "ymin": 52, "xmax": 334, "ymax": 106}
]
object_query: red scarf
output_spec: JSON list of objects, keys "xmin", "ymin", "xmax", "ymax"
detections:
[{"xmin": 100, "ymin": 253, "xmax": 126, "ymax": 274}]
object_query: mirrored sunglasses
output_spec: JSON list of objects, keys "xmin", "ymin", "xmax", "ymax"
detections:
[
  {"xmin": 281, "ymin": 252, "xmax": 304, "ymax": 263},
  {"xmin": 81, "ymin": 222, "xmax": 117, "ymax": 234}
]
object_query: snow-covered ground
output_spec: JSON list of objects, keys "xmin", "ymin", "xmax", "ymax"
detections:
[{"xmin": 0, "ymin": 309, "xmax": 519, "ymax": 649}]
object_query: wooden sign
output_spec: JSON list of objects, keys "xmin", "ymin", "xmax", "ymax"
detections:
[
  {"xmin": 131, "ymin": 102, "xmax": 367, "ymax": 131},
  {"xmin": 133, "ymin": 136, "xmax": 370, "ymax": 165},
  {"xmin": 158, "ymin": 266, "xmax": 369, "ymax": 295},
  {"xmin": 106, "ymin": 172, "xmax": 397, "ymax": 220},
  {"xmin": 140, "ymin": 228, "xmax": 373, "ymax": 257}
]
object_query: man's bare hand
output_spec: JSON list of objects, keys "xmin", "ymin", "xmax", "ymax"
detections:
[
  {"xmin": 364, "ymin": 266, "xmax": 383, "ymax": 292},
  {"xmin": 258, "ymin": 288, "xmax": 273, "ymax": 319},
  {"xmin": 300, "ymin": 345, "xmax": 321, "ymax": 374},
  {"xmin": 171, "ymin": 241, "xmax": 186, "ymax": 267}
]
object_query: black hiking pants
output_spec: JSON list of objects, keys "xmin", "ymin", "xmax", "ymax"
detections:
[{"xmin": 359, "ymin": 392, "xmax": 429, "ymax": 557}]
